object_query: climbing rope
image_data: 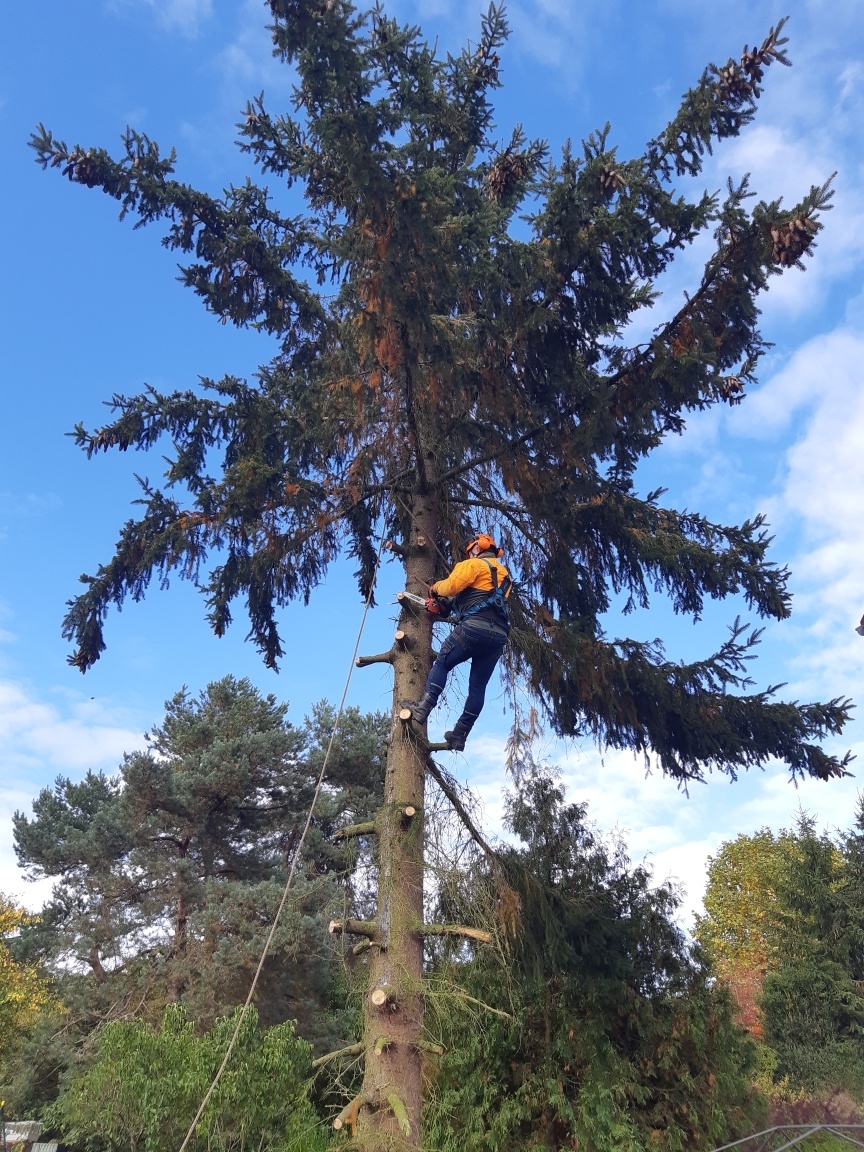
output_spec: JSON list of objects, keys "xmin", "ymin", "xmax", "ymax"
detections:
[
  {"xmin": 393, "ymin": 491, "xmax": 454, "ymax": 576},
  {"xmin": 177, "ymin": 521, "xmax": 390, "ymax": 1152}
]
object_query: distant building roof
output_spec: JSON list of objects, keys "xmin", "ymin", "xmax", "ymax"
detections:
[{"xmin": 4, "ymin": 1122, "xmax": 42, "ymax": 1145}]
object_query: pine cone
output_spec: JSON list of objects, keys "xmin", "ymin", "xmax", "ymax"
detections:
[
  {"xmin": 75, "ymin": 152, "xmax": 99, "ymax": 187},
  {"xmin": 598, "ymin": 166, "xmax": 626, "ymax": 197},
  {"xmin": 487, "ymin": 148, "xmax": 528, "ymax": 202},
  {"xmin": 474, "ymin": 51, "xmax": 500, "ymax": 85},
  {"xmin": 770, "ymin": 216, "xmax": 817, "ymax": 267},
  {"xmin": 739, "ymin": 48, "xmax": 765, "ymax": 95},
  {"xmin": 739, "ymin": 23, "xmax": 788, "ymax": 97},
  {"xmin": 719, "ymin": 375, "xmax": 745, "ymax": 404},
  {"xmin": 718, "ymin": 62, "xmax": 753, "ymax": 101}
]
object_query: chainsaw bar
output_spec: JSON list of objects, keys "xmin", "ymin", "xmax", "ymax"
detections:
[{"xmin": 396, "ymin": 590, "xmax": 428, "ymax": 608}]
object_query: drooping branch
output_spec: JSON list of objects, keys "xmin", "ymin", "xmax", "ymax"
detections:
[
  {"xmin": 436, "ymin": 424, "xmax": 547, "ymax": 486},
  {"xmin": 426, "ymin": 757, "xmax": 500, "ymax": 866}
]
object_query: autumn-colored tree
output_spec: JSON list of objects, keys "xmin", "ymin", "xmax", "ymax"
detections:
[
  {"xmin": 696, "ymin": 830, "xmax": 797, "ymax": 1036},
  {"xmin": 0, "ymin": 895, "xmax": 60, "ymax": 1099}
]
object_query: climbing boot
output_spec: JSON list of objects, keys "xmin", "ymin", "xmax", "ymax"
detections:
[
  {"xmin": 404, "ymin": 692, "xmax": 436, "ymax": 725},
  {"xmin": 444, "ymin": 719, "xmax": 472, "ymax": 751}
]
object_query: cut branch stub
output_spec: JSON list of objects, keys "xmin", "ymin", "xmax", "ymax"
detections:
[
  {"xmin": 374, "ymin": 1035, "xmax": 392, "ymax": 1056},
  {"xmin": 396, "ymin": 590, "xmax": 427, "ymax": 614},
  {"xmin": 398, "ymin": 706, "xmax": 414, "ymax": 722},
  {"xmin": 415, "ymin": 535, "xmax": 426, "ymax": 548},
  {"xmin": 311, "ymin": 1042, "xmax": 364, "ymax": 1069},
  {"xmin": 385, "ymin": 539, "xmax": 407, "ymax": 557},
  {"xmin": 356, "ymin": 648, "xmax": 394, "ymax": 668},
  {"xmin": 420, "ymin": 923, "xmax": 493, "ymax": 945},
  {"xmin": 329, "ymin": 918, "xmax": 378, "ymax": 939},
  {"xmin": 370, "ymin": 983, "xmax": 396, "ymax": 1008},
  {"xmin": 394, "ymin": 628, "xmax": 408, "ymax": 647},
  {"xmin": 332, "ymin": 1094, "xmax": 368, "ymax": 1135},
  {"xmin": 402, "ymin": 805, "xmax": 416, "ymax": 820},
  {"xmin": 387, "ymin": 1092, "xmax": 411, "ymax": 1138},
  {"xmin": 333, "ymin": 821, "xmax": 378, "ymax": 842}
]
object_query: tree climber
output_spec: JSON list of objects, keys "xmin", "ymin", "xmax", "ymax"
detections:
[{"xmin": 406, "ymin": 534, "xmax": 512, "ymax": 750}]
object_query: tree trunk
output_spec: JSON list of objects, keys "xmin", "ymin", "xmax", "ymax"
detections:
[
  {"xmin": 169, "ymin": 841, "xmax": 190, "ymax": 1003},
  {"xmin": 355, "ymin": 491, "xmax": 439, "ymax": 1150}
]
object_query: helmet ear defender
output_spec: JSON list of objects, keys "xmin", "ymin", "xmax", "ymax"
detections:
[{"xmin": 465, "ymin": 533, "xmax": 503, "ymax": 558}]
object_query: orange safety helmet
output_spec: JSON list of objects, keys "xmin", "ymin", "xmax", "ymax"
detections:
[{"xmin": 465, "ymin": 533, "xmax": 504, "ymax": 559}]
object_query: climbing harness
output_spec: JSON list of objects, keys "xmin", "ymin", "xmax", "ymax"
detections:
[{"xmin": 449, "ymin": 559, "xmax": 512, "ymax": 626}]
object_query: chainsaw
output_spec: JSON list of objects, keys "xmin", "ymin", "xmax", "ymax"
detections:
[{"xmin": 396, "ymin": 590, "xmax": 451, "ymax": 617}]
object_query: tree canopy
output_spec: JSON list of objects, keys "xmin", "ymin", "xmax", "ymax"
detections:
[
  {"xmin": 31, "ymin": 0, "xmax": 850, "ymax": 785},
  {"xmin": 54, "ymin": 1005, "xmax": 325, "ymax": 1152},
  {"xmin": 424, "ymin": 772, "xmax": 760, "ymax": 1150}
]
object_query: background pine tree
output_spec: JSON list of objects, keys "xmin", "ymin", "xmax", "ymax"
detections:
[{"xmin": 10, "ymin": 679, "xmax": 386, "ymax": 1113}]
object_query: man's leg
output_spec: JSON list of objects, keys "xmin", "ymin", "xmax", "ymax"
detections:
[
  {"xmin": 445, "ymin": 627, "xmax": 507, "ymax": 749},
  {"xmin": 407, "ymin": 627, "xmax": 473, "ymax": 723}
]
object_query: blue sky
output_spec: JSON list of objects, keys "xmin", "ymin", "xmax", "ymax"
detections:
[{"xmin": 1, "ymin": 0, "xmax": 863, "ymax": 923}]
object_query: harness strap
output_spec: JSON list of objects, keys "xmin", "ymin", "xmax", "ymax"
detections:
[{"xmin": 453, "ymin": 560, "xmax": 511, "ymax": 625}]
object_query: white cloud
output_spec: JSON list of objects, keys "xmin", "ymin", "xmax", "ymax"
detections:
[
  {"xmin": 0, "ymin": 680, "xmax": 146, "ymax": 909},
  {"xmin": 719, "ymin": 130, "xmax": 864, "ymax": 320},
  {"xmin": 703, "ymin": 324, "xmax": 864, "ymax": 703},
  {"xmin": 0, "ymin": 682, "xmax": 144, "ymax": 770},
  {"xmin": 140, "ymin": 0, "xmax": 212, "ymax": 36},
  {"xmin": 447, "ymin": 728, "xmax": 863, "ymax": 930},
  {"xmin": 209, "ymin": 0, "xmax": 295, "ymax": 120}
]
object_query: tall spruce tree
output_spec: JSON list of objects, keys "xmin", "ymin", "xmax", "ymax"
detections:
[{"xmin": 32, "ymin": 3, "xmax": 851, "ymax": 1146}]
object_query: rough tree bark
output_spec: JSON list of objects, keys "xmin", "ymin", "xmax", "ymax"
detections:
[{"xmin": 354, "ymin": 490, "xmax": 439, "ymax": 1148}]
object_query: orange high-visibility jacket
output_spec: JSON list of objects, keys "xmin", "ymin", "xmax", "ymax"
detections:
[{"xmin": 430, "ymin": 557, "xmax": 511, "ymax": 600}]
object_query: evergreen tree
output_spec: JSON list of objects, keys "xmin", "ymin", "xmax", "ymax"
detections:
[
  {"xmin": 32, "ymin": 3, "xmax": 851, "ymax": 1145},
  {"xmin": 700, "ymin": 812, "xmax": 864, "ymax": 1101},
  {"xmin": 760, "ymin": 813, "xmax": 864, "ymax": 1095},
  {"xmin": 12, "ymin": 680, "xmax": 386, "ymax": 1108},
  {"xmin": 424, "ymin": 773, "xmax": 760, "ymax": 1151}
]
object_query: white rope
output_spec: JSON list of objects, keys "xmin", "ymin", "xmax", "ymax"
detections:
[{"xmin": 177, "ymin": 525, "xmax": 389, "ymax": 1152}]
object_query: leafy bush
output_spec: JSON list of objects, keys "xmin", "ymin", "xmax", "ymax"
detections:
[{"xmin": 53, "ymin": 1005, "xmax": 328, "ymax": 1152}]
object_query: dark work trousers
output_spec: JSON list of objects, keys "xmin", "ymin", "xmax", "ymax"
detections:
[{"xmin": 423, "ymin": 617, "xmax": 508, "ymax": 733}]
